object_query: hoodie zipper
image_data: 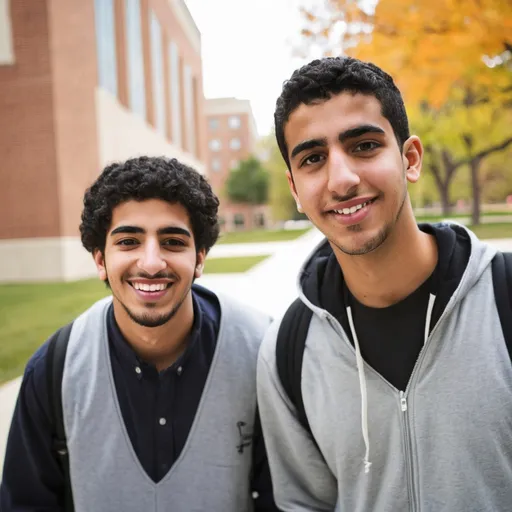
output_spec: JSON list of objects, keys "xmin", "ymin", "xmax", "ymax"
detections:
[{"xmin": 400, "ymin": 391, "xmax": 417, "ymax": 512}]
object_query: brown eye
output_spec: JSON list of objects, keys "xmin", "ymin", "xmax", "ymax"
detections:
[{"xmin": 354, "ymin": 141, "xmax": 380, "ymax": 153}]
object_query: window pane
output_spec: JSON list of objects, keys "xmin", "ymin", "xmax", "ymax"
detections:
[
  {"xmin": 230, "ymin": 138, "xmax": 241, "ymax": 150},
  {"xmin": 150, "ymin": 10, "xmax": 165, "ymax": 134},
  {"xmin": 184, "ymin": 65, "xmax": 196, "ymax": 154},
  {"xmin": 125, "ymin": 0, "xmax": 146, "ymax": 119},
  {"xmin": 169, "ymin": 41, "xmax": 181, "ymax": 146},
  {"xmin": 228, "ymin": 115, "xmax": 241, "ymax": 129},
  {"xmin": 209, "ymin": 139, "xmax": 221, "ymax": 151},
  {"xmin": 94, "ymin": 0, "xmax": 117, "ymax": 96}
]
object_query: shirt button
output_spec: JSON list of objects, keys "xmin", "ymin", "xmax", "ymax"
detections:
[
  {"xmin": 177, "ymin": 366, "xmax": 183, "ymax": 376},
  {"xmin": 159, "ymin": 417, "xmax": 167, "ymax": 426},
  {"xmin": 135, "ymin": 366, "xmax": 142, "ymax": 375}
]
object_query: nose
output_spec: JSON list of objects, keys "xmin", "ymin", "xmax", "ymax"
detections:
[
  {"xmin": 326, "ymin": 149, "xmax": 360, "ymax": 196},
  {"xmin": 136, "ymin": 239, "xmax": 167, "ymax": 275}
]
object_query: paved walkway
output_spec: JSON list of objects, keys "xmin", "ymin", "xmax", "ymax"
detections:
[{"xmin": 0, "ymin": 229, "xmax": 511, "ymax": 477}]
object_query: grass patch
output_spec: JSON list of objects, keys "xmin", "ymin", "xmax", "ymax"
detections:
[
  {"xmin": 204, "ymin": 255, "xmax": 270, "ymax": 274},
  {"xmin": 0, "ymin": 279, "xmax": 110, "ymax": 384},
  {"xmin": 217, "ymin": 228, "xmax": 310, "ymax": 244},
  {"xmin": 416, "ymin": 212, "xmax": 512, "ymax": 222},
  {"xmin": 467, "ymin": 223, "xmax": 512, "ymax": 239}
]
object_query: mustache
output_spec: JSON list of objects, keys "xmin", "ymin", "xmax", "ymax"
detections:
[{"xmin": 124, "ymin": 271, "xmax": 177, "ymax": 281}]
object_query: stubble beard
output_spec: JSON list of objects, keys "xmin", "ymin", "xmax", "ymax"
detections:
[
  {"xmin": 109, "ymin": 273, "xmax": 193, "ymax": 328},
  {"xmin": 121, "ymin": 287, "xmax": 190, "ymax": 328},
  {"xmin": 332, "ymin": 184, "xmax": 408, "ymax": 256}
]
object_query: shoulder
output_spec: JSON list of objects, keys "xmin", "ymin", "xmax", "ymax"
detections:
[{"xmin": 219, "ymin": 294, "xmax": 273, "ymax": 335}]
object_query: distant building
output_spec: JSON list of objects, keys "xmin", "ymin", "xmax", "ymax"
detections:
[
  {"xmin": 0, "ymin": 0, "xmax": 206, "ymax": 282},
  {"xmin": 205, "ymin": 97, "xmax": 269, "ymax": 231}
]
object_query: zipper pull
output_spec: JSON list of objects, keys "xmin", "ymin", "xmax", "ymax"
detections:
[{"xmin": 400, "ymin": 391, "xmax": 408, "ymax": 412}]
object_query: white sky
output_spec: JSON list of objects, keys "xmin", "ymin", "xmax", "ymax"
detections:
[{"xmin": 184, "ymin": 0, "xmax": 311, "ymax": 136}]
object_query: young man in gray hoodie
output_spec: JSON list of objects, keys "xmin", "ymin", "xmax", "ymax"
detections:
[{"xmin": 257, "ymin": 57, "xmax": 512, "ymax": 511}]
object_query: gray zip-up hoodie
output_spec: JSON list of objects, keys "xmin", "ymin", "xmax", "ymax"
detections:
[{"xmin": 257, "ymin": 224, "xmax": 512, "ymax": 511}]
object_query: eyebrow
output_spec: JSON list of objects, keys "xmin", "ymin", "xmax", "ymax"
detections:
[
  {"xmin": 110, "ymin": 225, "xmax": 192, "ymax": 237},
  {"xmin": 338, "ymin": 124, "xmax": 385, "ymax": 142},
  {"xmin": 290, "ymin": 124, "xmax": 385, "ymax": 161},
  {"xmin": 290, "ymin": 138, "xmax": 328, "ymax": 160}
]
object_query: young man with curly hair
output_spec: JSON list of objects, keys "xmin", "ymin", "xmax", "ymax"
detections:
[
  {"xmin": 257, "ymin": 57, "xmax": 512, "ymax": 511},
  {"xmin": 1, "ymin": 157, "xmax": 279, "ymax": 511}
]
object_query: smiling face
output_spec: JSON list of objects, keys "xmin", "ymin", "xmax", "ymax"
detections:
[
  {"xmin": 285, "ymin": 92, "xmax": 423, "ymax": 256},
  {"xmin": 94, "ymin": 199, "xmax": 205, "ymax": 328}
]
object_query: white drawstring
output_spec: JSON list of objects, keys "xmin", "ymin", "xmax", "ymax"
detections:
[
  {"xmin": 346, "ymin": 293, "xmax": 436, "ymax": 475},
  {"xmin": 424, "ymin": 294, "xmax": 436, "ymax": 345},
  {"xmin": 346, "ymin": 306, "xmax": 372, "ymax": 474}
]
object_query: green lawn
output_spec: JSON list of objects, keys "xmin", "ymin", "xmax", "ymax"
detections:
[
  {"xmin": 217, "ymin": 228, "xmax": 310, "ymax": 244},
  {"xmin": 0, "ymin": 279, "xmax": 110, "ymax": 384},
  {"xmin": 467, "ymin": 223, "xmax": 512, "ymax": 240},
  {"xmin": 416, "ymin": 212, "xmax": 512, "ymax": 222},
  {"xmin": 204, "ymin": 255, "xmax": 269, "ymax": 274}
]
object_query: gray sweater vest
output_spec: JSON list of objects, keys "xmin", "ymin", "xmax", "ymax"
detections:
[{"xmin": 62, "ymin": 295, "xmax": 271, "ymax": 512}]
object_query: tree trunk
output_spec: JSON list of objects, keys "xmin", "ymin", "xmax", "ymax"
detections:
[
  {"xmin": 439, "ymin": 185, "xmax": 452, "ymax": 216},
  {"xmin": 469, "ymin": 156, "xmax": 482, "ymax": 226}
]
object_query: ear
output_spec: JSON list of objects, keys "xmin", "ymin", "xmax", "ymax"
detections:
[
  {"xmin": 93, "ymin": 249, "xmax": 108, "ymax": 282},
  {"xmin": 403, "ymin": 136, "xmax": 423, "ymax": 184},
  {"xmin": 195, "ymin": 248, "xmax": 207, "ymax": 278},
  {"xmin": 286, "ymin": 171, "xmax": 303, "ymax": 212}
]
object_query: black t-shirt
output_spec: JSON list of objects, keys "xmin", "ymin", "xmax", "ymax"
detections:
[
  {"xmin": 345, "ymin": 273, "xmax": 434, "ymax": 391},
  {"xmin": 314, "ymin": 224, "xmax": 471, "ymax": 392}
]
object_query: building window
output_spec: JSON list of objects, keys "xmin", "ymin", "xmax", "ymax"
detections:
[
  {"xmin": 209, "ymin": 118, "xmax": 219, "ymax": 131},
  {"xmin": 254, "ymin": 213, "xmax": 265, "ymax": 228},
  {"xmin": 228, "ymin": 115, "xmax": 241, "ymax": 129},
  {"xmin": 230, "ymin": 138, "xmax": 241, "ymax": 150},
  {"xmin": 230, "ymin": 159, "xmax": 239, "ymax": 169},
  {"xmin": 184, "ymin": 65, "xmax": 196, "ymax": 155},
  {"xmin": 211, "ymin": 159, "xmax": 221, "ymax": 172},
  {"xmin": 234, "ymin": 213, "xmax": 245, "ymax": 229},
  {"xmin": 150, "ymin": 10, "xmax": 166, "ymax": 135},
  {"xmin": 209, "ymin": 139, "xmax": 221, "ymax": 152},
  {"xmin": 169, "ymin": 41, "xmax": 181, "ymax": 146},
  {"xmin": 94, "ymin": 0, "xmax": 117, "ymax": 96},
  {"xmin": 0, "ymin": 0, "xmax": 14, "ymax": 65},
  {"xmin": 125, "ymin": 0, "xmax": 146, "ymax": 119}
]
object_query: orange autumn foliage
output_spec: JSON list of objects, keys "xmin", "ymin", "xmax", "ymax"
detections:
[{"xmin": 301, "ymin": 0, "xmax": 512, "ymax": 106}]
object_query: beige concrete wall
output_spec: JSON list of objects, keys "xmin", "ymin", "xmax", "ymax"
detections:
[
  {"xmin": 95, "ymin": 87, "xmax": 205, "ymax": 174},
  {"xmin": 0, "ymin": 237, "xmax": 96, "ymax": 282}
]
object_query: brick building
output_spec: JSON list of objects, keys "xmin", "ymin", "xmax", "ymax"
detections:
[
  {"xmin": 0, "ymin": 0, "xmax": 206, "ymax": 281},
  {"xmin": 204, "ymin": 97, "xmax": 269, "ymax": 232}
]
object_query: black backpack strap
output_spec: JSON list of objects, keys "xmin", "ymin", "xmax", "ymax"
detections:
[
  {"xmin": 46, "ymin": 322, "xmax": 74, "ymax": 512},
  {"xmin": 492, "ymin": 251, "xmax": 512, "ymax": 361},
  {"xmin": 276, "ymin": 298, "xmax": 314, "ymax": 438}
]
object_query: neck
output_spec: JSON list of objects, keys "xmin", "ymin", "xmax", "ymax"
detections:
[
  {"xmin": 113, "ymin": 294, "xmax": 195, "ymax": 371},
  {"xmin": 334, "ymin": 211, "xmax": 438, "ymax": 308}
]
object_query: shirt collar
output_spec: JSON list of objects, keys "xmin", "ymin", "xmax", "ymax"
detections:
[{"xmin": 107, "ymin": 293, "xmax": 203, "ymax": 374}]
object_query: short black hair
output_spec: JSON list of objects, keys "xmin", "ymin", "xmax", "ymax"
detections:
[
  {"xmin": 80, "ymin": 156, "xmax": 220, "ymax": 254},
  {"xmin": 274, "ymin": 56, "xmax": 410, "ymax": 169}
]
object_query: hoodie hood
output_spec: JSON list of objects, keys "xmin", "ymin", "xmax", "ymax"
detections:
[{"xmin": 296, "ymin": 222, "xmax": 497, "ymax": 330}]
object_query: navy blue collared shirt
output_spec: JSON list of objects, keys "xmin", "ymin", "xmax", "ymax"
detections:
[{"xmin": 0, "ymin": 286, "xmax": 278, "ymax": 511}]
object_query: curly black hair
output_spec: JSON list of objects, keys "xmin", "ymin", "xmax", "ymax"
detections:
[
  {"xmin": 274, "ymin": 56, "xmax": 410, "ymax": 169},
  {"xmin": 80, "ymin": 156, "xmax": 220, "ymax": 254}
]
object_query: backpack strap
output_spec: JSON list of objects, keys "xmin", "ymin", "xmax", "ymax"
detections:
[
  {"xmin": 492, "ymin": 251, "xmax": 512, "ymax": 361},
  {"xmin": 276, "ymin": 298, "xmax": 314, "ymax": 438},
  {"xmin": 46, "ymin": 322, "xmax": 74, "ymax": 512}
]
